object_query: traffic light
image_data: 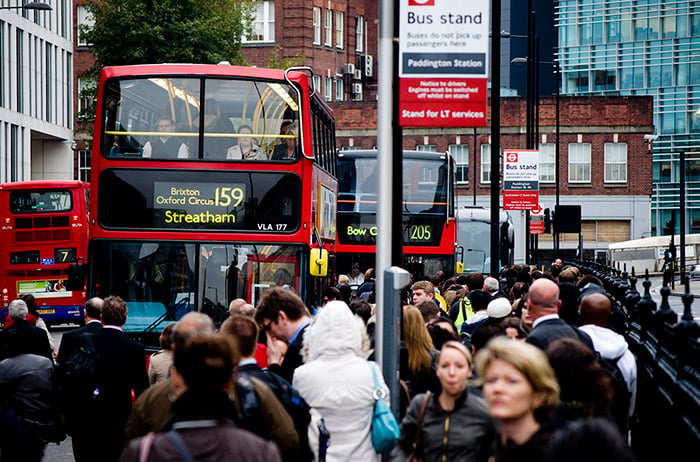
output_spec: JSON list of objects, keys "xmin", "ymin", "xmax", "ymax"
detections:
[
  {"xmin": 544, "ymin": 208, "xmax": 551, "ymax": 234},
  {"xmin": 663, "ymin": 219, "xmax": 674, "ymax": 236}
]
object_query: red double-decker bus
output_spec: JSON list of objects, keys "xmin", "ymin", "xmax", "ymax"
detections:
[
  {"xmin": 81, "ymin": 64, "xmax": 336, "ymax": 344},
  {"xmin": 0, "ymin": 181, "xmax": 89, "ymax": 326},
  {"xmin": 336, "ymin": 150, "xmax": 457, "ymax": 284}
]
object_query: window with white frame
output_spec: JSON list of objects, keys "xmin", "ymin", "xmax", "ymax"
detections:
[
  {"xmin": 313, "ymin": 7, "xmax": 321, "ymax": 45},
  {"xmin": 568, "ymin": 143, "xmax": 591, "ymax": 183},
  {"xmin": 325, "ymin": 9, "xmax": 333, "ymax": 47},
  {"xmin": 335, "ymin": 11, "xmax": 344, "ymax": 49},
  {"xmin": 449, "ymin": 144, "xmax": 470, "ymax": 184},
  {"xmin": 77, "ymin": 6, "xmax": 94, "ymax": 47},
  {"xmin": 481, "ymin": 144, "xmax": 491, "ymax": 183},
  {"xmin": 356, "ymin": 16, "xmax": 364, "ymax": 52},
  {"xmin": 335, "ymin": 78, "xmax": 344, "ymax": 101},
  {"xmin": 77, "ymin": 77, "xmax": 96, "ymax": 118},
  {"xmin": 538, "ymin": 143, "xmax": 555, "ymax": 183},
  {"xmin": 324, "ymin": 77, "xmax": 332, "ymax": 101},
  {"xmin": 78, "ymin": 149, "xmax": 91, "ymax": 182},
  {"xmin": 244, "ymin": 1, "xmax": 275, "ymax": 43},
  {"xmin": 604, "ymin": 142, "xmax": 627, "ymax": 183},
  {"xmin": 313, "ymin": 75, "xmax": 321, "ymax": 94},
  {"xmin": 416, "ymin": 144, "xmax": 436, "ymax": 152}
]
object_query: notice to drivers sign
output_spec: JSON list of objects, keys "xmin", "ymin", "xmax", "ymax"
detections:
[{"xmin": 398, "ymin": 0, "xmax": 490, "ymax": 128}]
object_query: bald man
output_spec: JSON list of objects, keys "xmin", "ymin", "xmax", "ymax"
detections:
[
  {"xmin": 525, "ymin": 278, "xmax": 593, "ymax": 352},
  {"xmin": 579, "ymin": 292, "xmax": 637, "ymax": 422}
]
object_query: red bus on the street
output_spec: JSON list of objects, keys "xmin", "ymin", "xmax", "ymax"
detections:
[
  {"xmin": 79, "ymin": 63, "xmax": 337, "ymax": 344},
  {"xmin": 336, "ymin": 150, "xmax": 457, "ymax": 284},
  {"xmin": 0, "ymin": 180, "xmax": 89, "ymax": 326}
]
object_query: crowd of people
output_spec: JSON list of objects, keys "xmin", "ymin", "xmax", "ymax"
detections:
[{"xmin": 0, "ymin": 259, "xmax": 640, "ymax": 461}]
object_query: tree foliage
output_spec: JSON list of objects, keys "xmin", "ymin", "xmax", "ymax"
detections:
[{"xmin": 81, "ymin": 0, "xmax": 254, "ymax": 74}]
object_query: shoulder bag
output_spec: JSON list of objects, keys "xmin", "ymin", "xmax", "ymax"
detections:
[
  {"xmin": 369, "ymin": 362, "xmax": 401, "ymax": 454},
  {"xmin": 406, "ymin": 391, "xmax": 432, "ymax": 462}
]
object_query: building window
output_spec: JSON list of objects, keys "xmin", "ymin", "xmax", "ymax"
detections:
[
  {"xmin": 77, "ymin": 77, "xmax": 96, "ymax": 119},
  {"xmin": 324, "ymin": 76, "xmax": 332, "ymax": 101},
  {"xmin": 604, "ymin": 142, "xmax": 627, "ymax": 183},
  {"xmin": 313, "ymin": 75, "xmax": 321, "ymax": 94},
  {"xmin": 335, "ymin": 78, "xmax": 343, "ymax": 101},
  {"xmin": 416, "ymin": 144, "xmax": 436, "ymax": 152},
  {"xmin": 449, "ymin": 144, "xmax": 470, "ymax": 184},
  {"xmin": 355, "ymin": 15, "xmax": 364, "ymax": 53},
  {"xmin": 568, "ymin": 143, "xmax": 591, "ymax": 183},
  {"xmin": 77, "ymin": 6, "xmax": 94, "ymax": 47},
  {"xmin": 313, "ymin": 7, "xmax": 321, "ymax": 45},
  {"xmin": 538, "ymin": 143, "xmax": 555, "ymax": 183},
  {"xmin": 16, "ymin": 29, "xmax": 23, "ymax": 113},
  {"xmin": 78, "ymin": 149, "xmax": 91, "ymax": 182},
  {"xmin": 244, "ymin": 1, "xmax": 275, "ymax": 43},
  {"xmin": 335, "ymin": 11, "xmax": 344, "ymax": 49},
  {"xmin": 481, "ymin": 144, "xmax": 491, "ymax": 184},
  {"xmin": 324, "ymin": 9, "xmax": 333, "ymax": 47}
]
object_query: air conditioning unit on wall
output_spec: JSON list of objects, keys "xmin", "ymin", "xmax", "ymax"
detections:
[
  {"xmin": 343, "ymin": 63, "xmax": 355, "ymax": 75},
  {"xmin": 361, "ymin": 55, "xmax": 374, "ymax": 77}
]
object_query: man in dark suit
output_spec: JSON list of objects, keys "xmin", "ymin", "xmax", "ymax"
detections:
[
  {"xmin": 525, "ymin": 278, "xmax": 594, "ymax": 352},
  {"xmin": 70, "ymin": 296, "xmax": 148, "ymax": 462},
  {"xmin": 254, "ymin": 288, "xmax": 310, "ymax": 383},
  {"xmin": 0, "ymin": 299, "xmax": 52, "ymax": 361},
  {"xmin": 56, "ymin": 297, "xmax": 104, "ymax": 365}
]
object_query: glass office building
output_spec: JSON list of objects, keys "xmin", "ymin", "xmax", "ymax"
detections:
[{"xmin": 556, "ymin": 1, "xmax": 700, "ymax": 235}]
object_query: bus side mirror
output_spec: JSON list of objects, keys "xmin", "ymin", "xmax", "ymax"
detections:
[
  {"xmin": 309, "ymin": 248, "xmax": 328, "ymax": 277},
  {"xmin": 65, "ymin": 257, "xmax": 87, "ymax": 291},
  {"xmin": 456, "ymin": 262, "xmax": 464, "ymax": 274}
]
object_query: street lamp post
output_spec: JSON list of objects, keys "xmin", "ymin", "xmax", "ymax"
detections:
[
  {"xmin": 0, "ymin": 2, "xmax": 52, "ymax": 11},
  {"xmin": 511, "ymin": 56, "xmax": 561, "ymax": 261}
]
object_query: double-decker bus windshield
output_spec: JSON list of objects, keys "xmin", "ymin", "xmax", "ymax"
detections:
[
  {"xmin": 90, "ymin": 241, "xmax": 304, "ymax": 331},
  {"xmin": 103, "ymin": 76, "xmax": 302, "ymax": 161}
]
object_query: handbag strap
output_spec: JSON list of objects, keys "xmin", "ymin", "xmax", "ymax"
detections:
[
  {"xmin": 368, "ymin": 361, "xmax": 384, "ymax": 399},
  {"xmin": 413, "ymin": 391, "xmax": 432, "ymax": 453},
  {"xmin": 165, "ymin": 430, "xmax": 195, "ymax": 462},
  {"xmin": 138, "ymin": 432, "xmax": 155, "ymax": 462}
]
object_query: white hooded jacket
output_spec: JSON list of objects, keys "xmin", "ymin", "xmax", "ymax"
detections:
[
  {"xmin": 579, "ymin": 323, "xmax": 637, "ymax": 416},
  {"xmin": 293, "ymin": 301, "xmax": 387, "ymax": 461}
]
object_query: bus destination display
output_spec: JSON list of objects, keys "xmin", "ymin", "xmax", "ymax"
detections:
[
  {"xmin": 99, "ymin": 169, "xmax": 301, "ymax": 232},
  {"xmin": 153, "ymin": 182, "xmax": 246, "ymax": 225}
]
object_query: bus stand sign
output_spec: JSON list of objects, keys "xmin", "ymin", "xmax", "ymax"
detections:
[
  {"xmin": 398, "ymin": 0, "xmax": 490, "ymax": 128},
  {"xmin": 503, "ymin": 150, "xmax": 539, "ymax": 210}
]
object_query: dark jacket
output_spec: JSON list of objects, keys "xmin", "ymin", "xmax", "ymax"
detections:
[
  {"xmin": 0, "ymin": 320, "xmax": 52, "ymax": 361},
  {"xmin": 69, "ymin": 327, "xmax": 148, "ymax": 462},
  {"xmin": 268, "ymin": 324, "xmax": 308, "ymax": 383},
  {"xmin": 56, "ymin": 321, "xmax": 102, "ymax": 365},
  {"xmin": 392, "ymin": 390, "xmax": 497, "ymax": 462},
  {"xmin": 120, "ymin": 390, "xmax": 282, "ymax": 462},
  {"xmin": 490, "ymin": 420, "xmax": 557, "ymax": 462},
  {"xmin": 526, "ymin": 317, "xmax": 594, "ymax": 352}
]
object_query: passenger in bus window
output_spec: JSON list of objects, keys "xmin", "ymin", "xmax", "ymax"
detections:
[
  {"xmin": 200, "ymin": 99, "xmax": 235, "ymax": 160},
  {"xmin": 271, "ymin": 122, "xmax": 299, "ymax": 160},
  {"xmin": 226, "ymin": 124, "xmax": 266, "ymax": 160},
  {"xmin": 142, "ymin": 117, "xmax": 189, "ymax": 159}
]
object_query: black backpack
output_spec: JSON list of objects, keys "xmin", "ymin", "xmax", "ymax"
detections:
[
  {"xmin": 54, "ymin": 333, "xmax": 101, "ymax": 403},
  {"xmin": 598, "ymin": 353, "xmax": 631, "ymax": 434}
]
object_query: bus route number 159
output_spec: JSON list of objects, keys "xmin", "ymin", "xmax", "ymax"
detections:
[{"xmin": 214, "ymin": 187, "xmax": 244, "ymax": 207}]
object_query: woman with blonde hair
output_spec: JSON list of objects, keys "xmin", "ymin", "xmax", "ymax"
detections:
[
  {"xmin": 474, "ymin": 337, "xmax": 560, "ymax": 462},
  {"xmin": 392, "ymin": 341, "xmax": 496, "ymax": 461},
  {"xmin": 400, "ymin": 305, "xmax": 440, "ymax": 401}
]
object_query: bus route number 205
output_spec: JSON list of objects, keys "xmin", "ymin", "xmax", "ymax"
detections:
[{"xmin": 409, "ymin": 224, "xmax": 432, "ymax": 241}]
